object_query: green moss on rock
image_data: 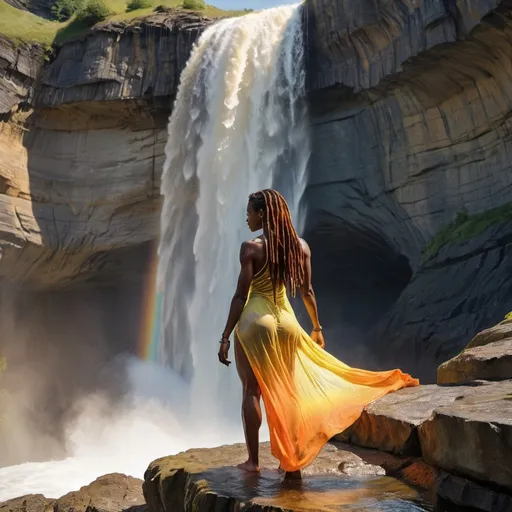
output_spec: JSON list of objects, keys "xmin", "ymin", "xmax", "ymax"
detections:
[{"xmin": 422, "ymin": 203, "xmax": 512, "ymax": 260}]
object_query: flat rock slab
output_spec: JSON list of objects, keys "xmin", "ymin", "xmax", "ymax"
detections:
[
  {"xmin": 336, "ymin": 384, "xmax": 489, "ymax": 456},
  {"xmin": 437, "ymin": 339, "xmax": 512, "ymax": 384},
  {"xmin": 143, "ymin": 442, "xmax": 432, "ymax": 512},
  {"xmin": 419, "ymin": 380, "xmax": 512, "ymax": 492}
]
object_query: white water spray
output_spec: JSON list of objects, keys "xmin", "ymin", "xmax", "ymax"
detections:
[
  {"xmin": 157, "ymin": 3, "xmax": 309, "ymax": 428},
  {"xmin": 0, "ymin": 4, "xmax": 309, "ymax": 501}
]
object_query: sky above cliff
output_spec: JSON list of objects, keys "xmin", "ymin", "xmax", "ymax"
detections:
[{"xmin": 217, "ymin": 0, "xmax": 298, "ymax": 9}]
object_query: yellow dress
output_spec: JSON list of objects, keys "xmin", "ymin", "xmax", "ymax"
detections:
[{"xmin": 235, "ymin": 261, "xmax": 419, "ymax": 472}]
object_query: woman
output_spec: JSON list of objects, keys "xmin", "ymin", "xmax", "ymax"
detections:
[{"xmin": 218, "ymin": 189, "xmax": 418, "ymax": 477}]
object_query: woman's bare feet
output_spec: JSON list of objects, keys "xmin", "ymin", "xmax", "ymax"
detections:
[
  {"xmin": 237, "ymin": 460, "xmax": 260, "ymax": 473},
  {"xmin": 284, "ymin": 470, "xmax": 302, "ymax": 480}
]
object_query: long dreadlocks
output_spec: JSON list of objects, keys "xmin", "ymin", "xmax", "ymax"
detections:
[{"xmin": 248, "ymin": 189, "xmax": 305, "ymax": 300}]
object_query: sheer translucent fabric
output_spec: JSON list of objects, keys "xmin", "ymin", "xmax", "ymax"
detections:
[{"xmin": 235, "ymin": 262, "xmax": 419, "ymax": 472}]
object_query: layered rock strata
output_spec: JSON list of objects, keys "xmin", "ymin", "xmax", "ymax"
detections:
[
  {"xmin": 0, "ymin": 12, "xmax": 211, "ymax": 289},
  {"xmin": 304, "ymin": 0, "xmax": 512, "ymax": 380}
]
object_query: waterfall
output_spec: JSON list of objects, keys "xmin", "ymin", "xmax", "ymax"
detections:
[{"xmin": 157, "ymin": 3, "xmax": 310, "ymax": 430}]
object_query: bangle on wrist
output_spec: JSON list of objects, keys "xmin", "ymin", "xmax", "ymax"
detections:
[{"xmin": 313, "ymin": 326, "xmax": 323, "ymax": 332}]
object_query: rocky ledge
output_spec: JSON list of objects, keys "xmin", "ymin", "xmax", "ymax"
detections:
[
  {"xmin": 2, "ymin": 320, "xmax": 512, "ymax": 512},
  {"xmin": 143, "ymin": 442, "xmax": 435, "ymax": 512},
  {"xmin": 140, "ymin": 319, "xmax": 512, "ymax": 512}
]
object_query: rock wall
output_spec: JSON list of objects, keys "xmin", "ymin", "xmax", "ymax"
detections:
[
  {"xmin": 0, "ymin": 11, "xmax": 210, "ymax": 289},
  {"xmin": 304, "ymin": 0, "xmax": 512, "ymax": 381},
  {"xmin": 0, "ymin": 36, "xmax": 45, "ymax": 117}
]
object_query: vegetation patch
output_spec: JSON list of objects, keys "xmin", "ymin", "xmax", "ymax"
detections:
[
  {"xmin": 0, "ymin": 0, "xmax": 246, "ymax": 46},
  {"xmin": 183, "ymin": 0, "xmax": 205, "ymax": 10},
  {"xmin": 51, "ymin": 0, "xmax": 85, "ymax": 20},
  {"xmin": 0, "ymin": 0, "xmax": 63, "ymax": 47},
  {"xmin": 422, "ymin": 203, "xmax": 512, "ymax": 260},
  {"xmin": 126, "ymin": 0, "xmax": 153, "ymax": 11},
  {"xmin": 76, "ymin": 0, "xmax": 112, "ymax": 24}
]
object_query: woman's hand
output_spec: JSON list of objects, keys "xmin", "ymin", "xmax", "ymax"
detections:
[
  {"xmin": 310, "ymin": 330, "xmax": 325, "ymax": 349},
  {"xmin": 218, "ymin": 339, "xmax": 231, "ymax": 366}
]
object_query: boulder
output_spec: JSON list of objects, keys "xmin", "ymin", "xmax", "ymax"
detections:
[
  {"xmin": 0, "ymin": 474, "xmax": 146, "ymax": 512},
  {"xmin": 143, "ymin": 442, "xmax": 430, "ymax": 512},
  {"xmin": 0, "ymin": 495, "xmax": 53, "ymax": 512},
  {"xmin": 336, "ymin": 383, "xmax": 495, "ymax": 456},
  {"xmin": 419, "ymin": 380, "xmax": 512, "ymax": 492},
  {"xmin": 51, "ymin": 474, "xmax": 146, "ymax": 512},
  {"xmin": 466, "ymin": 319, "xmax": 512, "ymax": 349},
  {"xmin": 437, "ymin": 338, "xmax": 512, "ymax": 385}
]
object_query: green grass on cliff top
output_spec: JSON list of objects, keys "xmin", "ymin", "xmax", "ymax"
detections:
[
  {"xmin": 422, "ymin": 202, "xmax": 512, "ymax": 260},
  {"xmin": 0, "ymin": 0, "xmax": 63, "ymax": 46},
  {"xmin": 0, "ymin": 0, "xmax": 244, "ymax": 47}
]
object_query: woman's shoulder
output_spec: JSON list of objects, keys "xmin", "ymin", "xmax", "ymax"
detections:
[
  {"xmin": 240, "ymin": 236, "xmax": 265, "ymax": 253},
  {"xmin": 299, "ymin": 237, "xmax": 311, "ymax": 255}
]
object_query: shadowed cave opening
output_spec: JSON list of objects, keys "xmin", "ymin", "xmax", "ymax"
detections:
[{"xmin": 301, "ymin": 219, "xmax": 413, "ymax": 369}]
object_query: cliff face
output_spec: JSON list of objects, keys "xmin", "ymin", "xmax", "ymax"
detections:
[
  {"xmin": 1, "ymin": 1, "xmax": 511, "ymax": 378},
  {"xmin": 0, "ymin": 36, "xmax": 44, "ymax": 116},
  {"xmin": 305, "ymin": 0, "xmax": 512, "ymax": 380},
  {"xmin": 0, "ymin": 11, "xmax": 210, "ymax": 289}
]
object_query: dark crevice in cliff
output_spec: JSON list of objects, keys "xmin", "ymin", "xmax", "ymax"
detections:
[{"xmin": 301, "ymin": 216, "xmax": 412, "ymax": 369}]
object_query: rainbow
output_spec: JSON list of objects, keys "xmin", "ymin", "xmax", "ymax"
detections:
[{"xmin": 138, "ymin": 244, "xmax": 163, "ymax": 361}]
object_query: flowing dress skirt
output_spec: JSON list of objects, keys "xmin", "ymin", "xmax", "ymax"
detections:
[{"xmin": 235, "ymin": 264, "xmax": 419, "ymax": 472}]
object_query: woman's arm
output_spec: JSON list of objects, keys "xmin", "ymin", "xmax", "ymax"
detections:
[
  {"xmin": 300, "ymin": 240, "xmax": 325, "ymax": 348},
  {"xmin": 218, "ymin": 241, "xmax": 255, "ymax": 366}
]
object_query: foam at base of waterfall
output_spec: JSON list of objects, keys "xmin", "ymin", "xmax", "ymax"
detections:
[{"xmin": 0, "ymin": 356, "xmax": 269, "ymax": 501}]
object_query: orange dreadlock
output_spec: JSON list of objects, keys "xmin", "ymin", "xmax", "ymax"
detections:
[{"xmin": 248, "ymin": 189, "xmax": 305, "ymax": 300}]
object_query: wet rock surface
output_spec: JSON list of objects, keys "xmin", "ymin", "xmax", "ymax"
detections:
[{"xmin": 143, "ymin": 442, "xmax": 433, "ymax": 512}]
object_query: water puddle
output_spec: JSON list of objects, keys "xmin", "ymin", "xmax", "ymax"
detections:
[{"xmin": 199, "ymin": 467, "xmax": 434, "ymax": 511}]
